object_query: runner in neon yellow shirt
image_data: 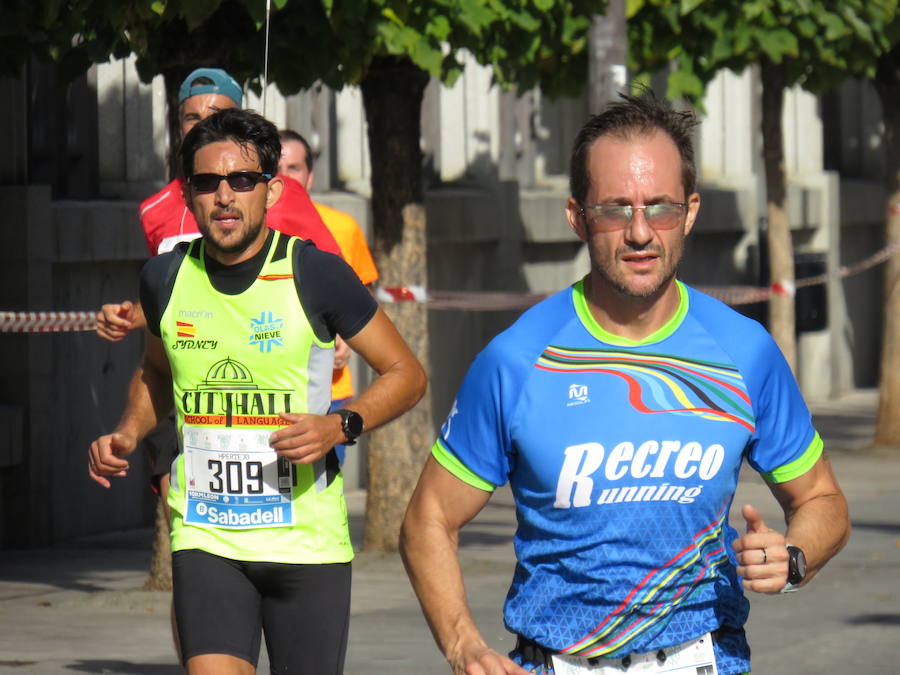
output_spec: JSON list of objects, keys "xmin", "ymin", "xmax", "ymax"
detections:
[{"xmin": 89, "ymin": 108, "xmax": 426, "ymax": 675}]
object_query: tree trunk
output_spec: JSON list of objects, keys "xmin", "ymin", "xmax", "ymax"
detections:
[
  {"xmin": 588, "ymin": 0, "xmax": 627, "ymax": 113},
  {"xmin": 873, "ymin": 47, "xmax": 900, "ymax": 448},
  {"xmin": 360, "ymin": 57, "xmax": 433, "ymax": 551},
  {"xmin": 760, "ymin": 59, "xmax": 796, "ymax": 372},
  {"xmin": 143, "ymin": 499, "xmax": 172, "ymax": 590}
]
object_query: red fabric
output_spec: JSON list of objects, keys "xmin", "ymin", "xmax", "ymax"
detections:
[{"xmin": 139, "ymin": 176, "xmax": 341, "ymax": 257}]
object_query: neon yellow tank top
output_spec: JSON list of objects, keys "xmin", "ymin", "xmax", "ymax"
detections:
[{"xmin": 162, "ymin": 234, "xmax": 352, "ymax": 564}]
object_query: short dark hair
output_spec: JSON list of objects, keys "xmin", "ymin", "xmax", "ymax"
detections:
[
  {"xmin": 181, "ymin": 108, "xmax": 281, "ymax": 178},
  {"xmin": 569, "ymin": 91, "xmax": 699, "ymax": 204},
  {"xmin": 278, "ymin": 129, "xmax": 315, "ymax": 172}
]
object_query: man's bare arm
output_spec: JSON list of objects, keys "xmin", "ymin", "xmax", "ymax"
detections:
[
  {"xmin": 732, "ymin": 454, "xmax": 850, "ymax": 593},
  {"xmin": 88, "ymin": 332, "xmax": 173, "ymax": 486},
  {"xmin": 401, "ymin": 457, "xmax": 528, "ymax": 675},
  {"xmin": 269, "ymin": 307, "xmax": 427, "ymax": 463}
]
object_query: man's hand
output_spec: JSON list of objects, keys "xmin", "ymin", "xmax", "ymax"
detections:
[
  {"xmin": 333, "ymin": 335, "xmax": 351, "ymax": 371},
  {"xmin": 96, "ymin": 301, "xmax": 145, "ymax": 341},
  {"xmin": 88, "ymin": 432, "xmax": 138, "ymax": 488},
  {"xmin": 269, "ymin": 412, "xmax": 344, "ymax": 464},
  {"xmin": 731, "ymin": 503, "xmax": 789, "ymax": 593},
  {"xmin": 448, "ymin": 643, "xmax": 529, "ymax": 675}
]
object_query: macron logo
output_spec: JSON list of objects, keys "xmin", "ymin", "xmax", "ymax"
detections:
[{"xmin": 567, "ymin": 384, "xmax": 589, "ymax": 407}]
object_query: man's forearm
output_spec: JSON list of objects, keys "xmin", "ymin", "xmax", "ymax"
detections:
[
  {"xmin": 784, "ymin": 491, "xmax": 850, "ymax": 583},
  {"xmin": 400, "ymin": 515, "xmax": 489, "ymax": 663},
  {"xmin": 346, "ymin": 358, "xmax": 426, "ymax": 432},
  {"xmin": 771, "ymin": 454, "xmax": 850, "ymax": 584},
  {"xmin": 341, "ymin": 308, "xmax": 426, "ymax": 433},
  {"xmin": 116, "ymin": 356, "xmax": 173, "ymax": 443}
]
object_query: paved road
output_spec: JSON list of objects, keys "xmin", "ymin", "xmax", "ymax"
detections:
[{"xmin": 0, "ymin": 390, "xmax": 896, "ymax": 674}]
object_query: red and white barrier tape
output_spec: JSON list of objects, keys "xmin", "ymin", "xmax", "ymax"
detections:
[
  {"xmin": 375, "ymin": 285, "xmax": 427, "ymax": 304},
  {"xmin": 0, "ymin": 311, "xmax": 96, "ymax": 333},
  {"xmin": 700, "ymin": 237, "xmax": 900, "ymax": 305},
  {"xmin": 376, "ymin": 286, "xmax": 548, "ymax": 311},
  {"xmin": 4, "ymin": 240, "xmax": 899, "ymax": 333}
]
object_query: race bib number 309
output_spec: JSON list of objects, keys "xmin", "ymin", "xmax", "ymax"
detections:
[{"xmin": 182, "ymin": 425, "xmax": 294, "ymax": 529}]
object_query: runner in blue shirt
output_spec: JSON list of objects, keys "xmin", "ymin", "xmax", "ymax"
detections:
[{"xmin": 400, "ymin": 93, "xmax": 850, "ymax": 675}]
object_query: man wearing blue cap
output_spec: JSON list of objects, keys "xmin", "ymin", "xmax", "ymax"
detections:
[{"xmin": 176, "ymin": 68, "xmax": 245, "ymax": 144}]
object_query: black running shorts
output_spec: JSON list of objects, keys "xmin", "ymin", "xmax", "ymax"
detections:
[{"xmin": 172, "ymin": 549, "xmax": 352, "ymax": 673}]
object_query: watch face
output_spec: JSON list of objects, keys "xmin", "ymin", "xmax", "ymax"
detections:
[
  {"xmin": 796, "ymin": 549, "xmax": 807, "ymax": 577},
  {"xmin": 341, "ymin": 410, "xmax": 364, "ymax": 439},
  {"xmin": 788, "ymin": 546, "xmax": 807, "ymax": 584},
  {"xmin": 346, "ymin": 411, "xmax": 363, "ymax": 436}
]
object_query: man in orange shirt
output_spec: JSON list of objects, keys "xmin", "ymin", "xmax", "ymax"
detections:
[{"xmin": 279, "ymin": 129, "xmax": 379, "ymax": 462}]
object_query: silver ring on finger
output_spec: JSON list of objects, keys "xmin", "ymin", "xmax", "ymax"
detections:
[{"xmin": 761, "ymin": 548, "xmax": 767, "ymax": 565}]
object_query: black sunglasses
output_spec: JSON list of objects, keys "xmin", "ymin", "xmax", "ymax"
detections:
[{"xmin": 188, "ymin": 171, "xmax": 273, "ymax": 194}]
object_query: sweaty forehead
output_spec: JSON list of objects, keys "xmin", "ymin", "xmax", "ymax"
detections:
[
  {"xmin": 193, "ymin": 140, "xmax": 260, "ymax": 173},
  {"xmin": 586, "ymin": 131, "xmax": 684, "ymax": 201}
]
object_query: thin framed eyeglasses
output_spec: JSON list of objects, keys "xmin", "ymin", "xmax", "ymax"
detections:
[
  {"xmin": 580, "ymin": 202, "xmax": 687, "ymax": 231},
  {"xmin": 188, "ymin": 171, "xmax": 273, "ymax": 194}
]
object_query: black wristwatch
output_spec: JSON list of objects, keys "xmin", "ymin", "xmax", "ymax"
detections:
[
  {"xmin": 786, "ymin": 544, "xmax": 807, "ymax": 584},
  {"xmin": 335, "ymin": 409, "xmax": 364, "ymax": 445},
  {"xmin": 781, "ymin": 544, "xmax": 807, "ymax": 592}
]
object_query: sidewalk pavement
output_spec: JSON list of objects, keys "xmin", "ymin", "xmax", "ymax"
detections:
[{"xmin": 0, "ymin": 389, "xmax": 897, "ymax": 674}]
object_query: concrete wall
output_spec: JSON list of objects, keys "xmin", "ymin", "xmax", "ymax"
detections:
[{"xmin": 0, "ymin": 186, "xmax": 155, "ymax": 548}]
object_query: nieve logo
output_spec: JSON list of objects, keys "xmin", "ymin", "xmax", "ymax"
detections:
[
  {"xmin": 249, "ymin": 311, "xmax": 284, "ymax": 352},
  {"xmin": 554, "ymin": 440, "xmax": 726, "ymax": 508},
  {"xmin": 567, "ymin": 383, "xmax": 590, "ymax": 406}
]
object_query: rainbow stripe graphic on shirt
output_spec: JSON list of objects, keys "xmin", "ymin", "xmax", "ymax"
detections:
[
  {"xmin": 561, "ymin": 503, "xmax": 731, "ymax": 658},
  {"xmin": 536, "ymin": 347, "xmax": 755, "ymax": 433}
]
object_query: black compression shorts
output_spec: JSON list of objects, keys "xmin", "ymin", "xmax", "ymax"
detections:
[{"xmin": 172, "ymin": 549, "xmax": 352, "ymax": 673}]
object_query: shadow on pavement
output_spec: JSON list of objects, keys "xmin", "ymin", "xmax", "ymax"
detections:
[
  {"xmin": 66, "ymin": 662, "xmax": 178, "ymax": 674},
  {"xmin": 844, "ymin": 613, "xmax": 900, "ymax": 626},
  {"xmin": 0, "ymin": 540, "xmax": 152, "ymax": 594},
  {"xmin": 850, "ymin": 520, "xmax": 900, "ymax": 534}
]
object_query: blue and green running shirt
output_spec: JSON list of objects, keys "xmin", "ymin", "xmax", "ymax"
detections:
[{"xmin": 433, "ymin": 279, "xmax": 821, "ymax": 674}]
